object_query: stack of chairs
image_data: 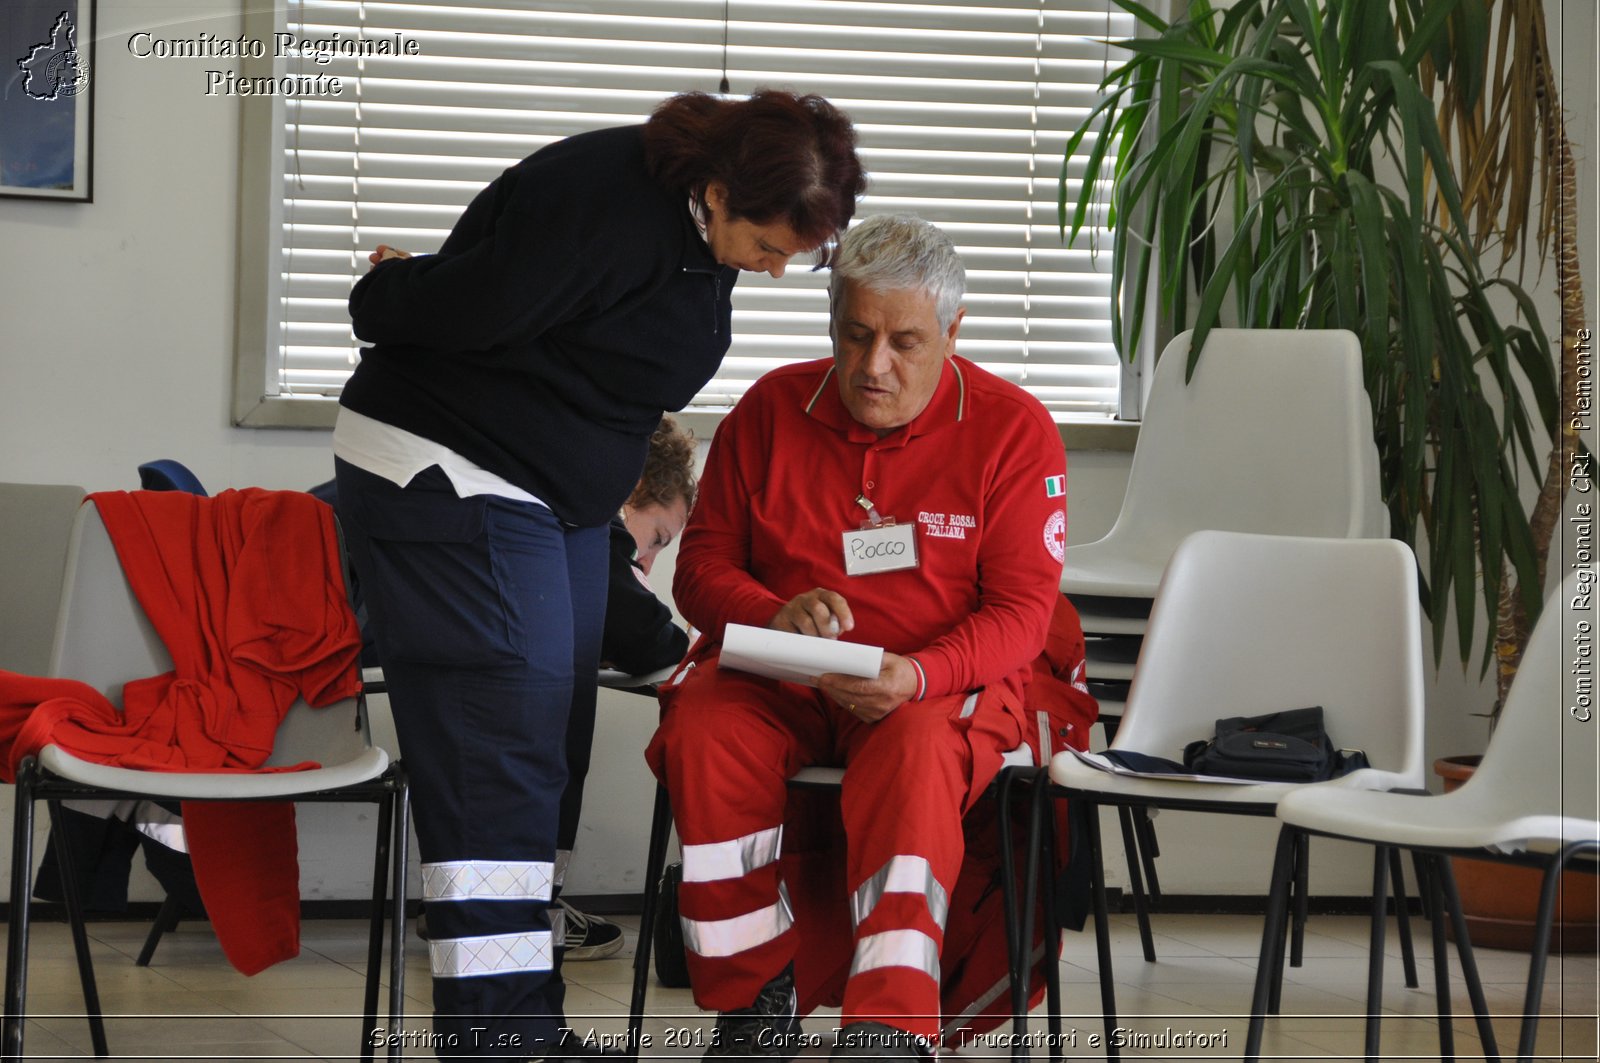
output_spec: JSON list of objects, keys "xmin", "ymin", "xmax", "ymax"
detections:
[{"xmin": 1064, "ymin": 328, "xmax": 1388, "ymax": 960}]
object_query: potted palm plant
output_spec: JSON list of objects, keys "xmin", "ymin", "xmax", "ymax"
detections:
[
  {"xmin": 1421, "ymin": 0, "xmax": 1595, "ymax": 952},
  {"xmin": 1064, "ymin": 0, "xmax": 1590, "ymax": 948}
]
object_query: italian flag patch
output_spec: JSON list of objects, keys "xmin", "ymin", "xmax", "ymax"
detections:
[{"xmin": 1044, "ymin": 475, "xmax": 1066, "ymax": 498}]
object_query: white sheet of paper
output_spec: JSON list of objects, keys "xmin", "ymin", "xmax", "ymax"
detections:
[
  {"xmin": 719, "ymin": 623, "xmax": 884, "ymax": 687},
  {"xmin": 1066, "ymin": 748, "xmax": 1263, "ymax": 785}
]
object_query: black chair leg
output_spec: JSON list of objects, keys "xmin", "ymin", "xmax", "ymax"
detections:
[
  {"xmin": 1002, "ymin": 767, "xmax": 1046, "ymax": 1060},
  {"xmin": 1518, "ymin": 842, "xmax": 1598, "ymax": 1062},
  {"xmin": 5, "ymin": 760, "xmax": 40, "ymax": 1063},
  {"xmin": 1244, "ymin": 825, "xmax": 1299, "ymax": 1063},
  {"xmin": 1517, "ymin": 852, "xmax": 1563, "ymax": 1063},
  {"xmin": 1033, "ymin": 782, "xmax": 1063, "ymax": 1063},
  {"xmin": 387, "ymin": 769, "xmax": 412, "ymax": 1062},
  {"xmin": 1389, "ymin": 847, "xmax": 1419, "ymax": 989},
  {"xmin": 1424, "ymin": 855, "xmax": 1456, "ymax": 1063},
  {"xmin": 1081, "ymin": 803, "xmax": 1119, "ymax": 1059},
  {"xmin": 1436, "ymin": 856, "xmax": 1501, "ymax": 1061},
  {"xmin": 629, "ymin": 783, "xmax": 674, "ymax": 1061},
  {"xmin": 1133, "ymin": 807, "xmax": 1161, "ymax": 901},
  {"xmin": 995, "ymin": 766, "xmax": 1029, "ymax": 1051},
  {"xmin": 1289, "ymin": 830, "xmax": 1309, "ymax": 969},
  {"xmin": 45, "ymin": 800, "xmax": 108, "ymax": 1059},
  {"xmin": 1114, "ymin": 807, "xmax": 1156, "ymax": 963},
  {"xmin": 1267, "ymin": 833, "xmax": 1302, "ymax": 1015},
  {"xmin": 1412, "ymin": 850, "xmax": 1435, "ymax": 922},
  {"xmin": 134, "ymin": 893, "xmax": 183, "ymax": 968},
  {"xmin": 361, "ymin": 791, "xmax": 394, "ymax": 1063},
  {"xmin": 1363, "ymin": 845, "xmax": 1389, "ymax": 1063}
]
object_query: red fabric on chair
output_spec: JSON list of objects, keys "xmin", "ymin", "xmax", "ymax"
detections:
[{"xmin": 0, "ymin": 488, "xmax": 363, "ymax": 974}]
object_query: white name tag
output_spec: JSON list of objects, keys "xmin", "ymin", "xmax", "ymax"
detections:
[{"xmin": 842, "ymin": 522, "xmax": 919, "ymax": 577}]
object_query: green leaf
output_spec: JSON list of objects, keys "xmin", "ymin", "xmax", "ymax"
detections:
[
  {"xmin": 1371, "ymin": 59, "xmax": 1472, "ymax": 244},
  {"xmin": 1453, "ymin": 0, "xmax": 1488, "ymax": 109},
  {"xmin": 1502, "ymin": 481, "xmax": 1543, "ymax": 617},
  {"xmin": 1398, "ymin": 0, "xmax": 1466, "ymax": 72},
  {"xmin": 1344, "ymin": 171, "xmax": 1391, "ymax": 361},
  {"xmin": 1329, "ymin": 213, "xmax": 1359, "ymax": 330},
  {"xmin": 1486, "ymin": 278, "xmax": 1559, "ymax": 425},
  {"xmin": 1061, "ymin": 84, "xmax": 1140, "ymax": 242},
  {"xmin": 1111, "ymin": 0, "xmax": 1172, "ymax": 34},
  {"xmin": 1115, "ymin": 38, "xmax": 1233, "ymax": 69},
  {"xmin": 1377, "ymin": 185, "xmax": 1433, "ymax": 509},
  {"xmin": 1448, "ymin": 431, "xmax": 1477, "ymax": 664},
  {"xmin": 1465, "ymin": 403, "xmax": 1505, "ymax": 629},
  {"xmin": 1430, "ymin": 434, "xmax": 1457, "ymax": 651},
  {"xmin": 1189, "ymin": 196, "xmax": 1264, "ymax": 378},
  {"xmin": 1064, "ymin": 101, "xmax": 1124, "ymax": 248}
]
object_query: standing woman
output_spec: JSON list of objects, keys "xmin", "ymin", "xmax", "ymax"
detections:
[{"xmin": 333, "ymin": 91, "xmax": 863, "ymax": 1058}]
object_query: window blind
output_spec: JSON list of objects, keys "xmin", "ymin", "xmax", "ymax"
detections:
[{"xmin": 274, "ymin": 0, "xmax": 1132, "ymax": 416}]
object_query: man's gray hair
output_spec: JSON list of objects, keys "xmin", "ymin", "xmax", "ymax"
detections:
[{"xmin": 828, "ymin": 214, "xmax": 965, "ymax": 330}]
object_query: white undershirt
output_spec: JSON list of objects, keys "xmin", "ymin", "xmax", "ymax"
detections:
[{"xmin": 332, "ymin": 407, "xmax": 547, "ymax": 507}]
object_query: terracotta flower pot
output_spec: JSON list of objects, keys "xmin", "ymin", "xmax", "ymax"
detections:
[{"xmin": 1434, "ymin": 755, "xmax": 1598, "ymax": 953}]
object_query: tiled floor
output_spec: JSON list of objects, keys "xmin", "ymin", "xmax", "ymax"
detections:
[{"xmin": 3, "ymin": 911, "xmax": 1596, "ymax": 1061}]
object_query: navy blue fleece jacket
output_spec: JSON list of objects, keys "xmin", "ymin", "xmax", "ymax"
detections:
[{"xmin": 341, "ymin": 125, "xmax": 735, "ymax": 527}]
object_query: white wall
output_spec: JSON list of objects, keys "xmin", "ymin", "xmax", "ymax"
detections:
[
  {"xmin": 0, "ymin": 1, "xmax": 336, "ymax": 495},
  {"xmin": 2, "ymin": 0, "xmax": 1594, "ymax": 903}
]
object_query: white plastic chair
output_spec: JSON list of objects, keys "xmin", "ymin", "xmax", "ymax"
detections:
[
  {"xmin": 1067, "ymin": 328, "xmax": 1386, "ymax": 602},
  {"xmin": 1253, "ymin": 567, "xmax": 1599, "ymax": 1063},
  {"xmin": 0, "ymin": 482, "xmax": 86, "ymax": 676},
  {"xmin": 2, "ymin": 498, "xmax": 410, "ymax": 1062},
  {"xmin": 1066, "ymin": 329, "xmax": 1387, "ymax": 950},
  {"xmin": 1034, "ymin": 530, "xmax": 1427, "ymax": 1055}
]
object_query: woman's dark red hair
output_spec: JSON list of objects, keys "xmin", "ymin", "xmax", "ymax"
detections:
[{"xmin": 643, "ymin": 90, "xmax": 866, "ymax": 266}]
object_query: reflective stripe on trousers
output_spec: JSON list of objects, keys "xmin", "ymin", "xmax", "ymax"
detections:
[
  {"xmin": 681, "ymin": 825, "xmax": 783, "ymax": 883},
  {"xmin": 422, "ymin": 860, "xmax": 555, "ymax": 903},
  {"xmin": 682, "ymin": 882, "xmax": 795, "ymax": 958},
  {"xmin": 849, "ymin": 928, "xmax": 941, "ymax": 981},
  {"xmin": 851, "ymin": 854, "xmax": 949, "ymax": 930},
  {"xmin": 430, "ymin": 931, "xmax": 555, "ymax": 978}
]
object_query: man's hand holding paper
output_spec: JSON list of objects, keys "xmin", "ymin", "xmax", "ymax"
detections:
[
  {"xmin": 767, "ymin": 586, "xmax": 855, "ymax": 639},
  {"xmin": 818, "ymin": 651, "xmax": 920, "ymax": 722},
  {"xmin": 764, "ymin": 588, "xmax": 913, "ymax": 720}
]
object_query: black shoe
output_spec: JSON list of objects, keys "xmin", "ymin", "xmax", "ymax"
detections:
[
  {"xmin": 704, "ymin": 963, "xmax": 801, "ymax": 1059},
  {"xmin": 558, "ymin": 899, "xmax": 626, "ymax": 961},
  {"xmin": 829, "ymin": 1022, "xmax": 933, "ymax": 1060}
]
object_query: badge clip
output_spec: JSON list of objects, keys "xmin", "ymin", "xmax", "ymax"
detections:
[{"xmin": 855, "ymin": 493, "xmax": 892, "ymax": 530}]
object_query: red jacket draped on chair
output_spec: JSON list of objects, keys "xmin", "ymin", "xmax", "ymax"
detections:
[{"xmin": 0, "ymin": 489, "xmax": 364, "ymax": 974}]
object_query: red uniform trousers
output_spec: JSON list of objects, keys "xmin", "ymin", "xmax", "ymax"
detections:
[{"xmin": 646, "ymin": 655, "xmax": 1024, "ymax": 1040}]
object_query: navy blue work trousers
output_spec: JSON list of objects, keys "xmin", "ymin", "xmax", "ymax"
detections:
[{"xmin": 335, "ymin": 460, "xmax": 607, "ymax": 1057}]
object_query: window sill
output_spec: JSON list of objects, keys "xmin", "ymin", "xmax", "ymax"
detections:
[
  {"xmin": 677, "ymin": 410, "xmax": 1140, "ymax": 453},
  {"xmin": 237, "ymin": 400, "xmax": 1141, "ymax": 454}
]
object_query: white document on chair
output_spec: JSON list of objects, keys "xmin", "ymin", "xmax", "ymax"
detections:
[
  {"xmin": 1067, "ymin": 748, "xmax": 1262, "ymax": 785},
  {"xmin": 719, "ymin": 623, "xmax": 883, "ymax": 687}
]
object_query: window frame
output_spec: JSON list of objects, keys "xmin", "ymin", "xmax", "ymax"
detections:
[{"xmin": 230, "ymin": 0, "xmax": 1146, "ymax": 446}]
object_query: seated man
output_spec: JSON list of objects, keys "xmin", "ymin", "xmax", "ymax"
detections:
[{"xmin": 647, "ymin": 214, "xmax": 1068, "ymax": 1060}]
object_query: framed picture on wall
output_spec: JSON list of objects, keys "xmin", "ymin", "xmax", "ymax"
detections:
[{"xmin": 0, "ymin": 0, "xmax": 95, "ymax": 202}]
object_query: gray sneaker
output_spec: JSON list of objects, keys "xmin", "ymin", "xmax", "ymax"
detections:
[{"xmin": 704, "ymin": 963, "xmax": 802, "ymax": 1059}]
